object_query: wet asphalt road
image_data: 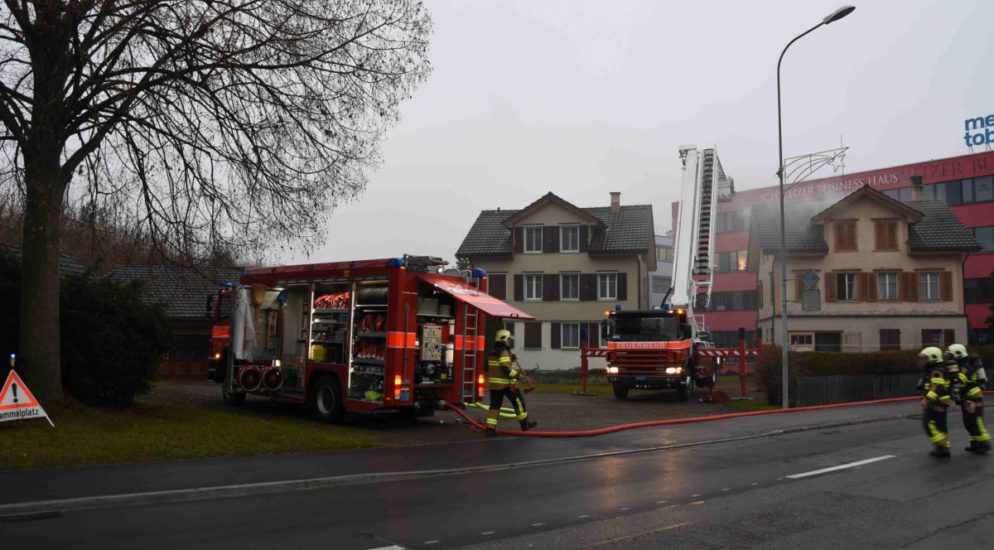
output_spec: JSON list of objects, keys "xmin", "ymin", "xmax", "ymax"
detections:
[{"xmin": 2, "ymin": 401, "xmax": 991, "ymax": 549}]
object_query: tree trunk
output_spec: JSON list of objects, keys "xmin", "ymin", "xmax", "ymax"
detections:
[{"xmin": 19, "ymin": 151, "xmax": 66, "ymax": 403}]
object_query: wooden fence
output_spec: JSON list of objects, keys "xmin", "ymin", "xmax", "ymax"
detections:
[{"xmin": 795, "ymin": 373, "xmax": 920, "ymax": 406}]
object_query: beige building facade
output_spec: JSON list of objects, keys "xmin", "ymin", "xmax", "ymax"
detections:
[
  {"xmin": 457, "ymin": 192, "xmax": 655, "ymax": 370},
  {"xmin": 750, "ymin": 185, "xmax": 979, "ymax": 352}
]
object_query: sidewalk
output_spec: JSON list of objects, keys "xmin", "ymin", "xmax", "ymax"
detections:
[{"xmin": 0, "ymin": 399, "xmax": 920, "ymax": 509}]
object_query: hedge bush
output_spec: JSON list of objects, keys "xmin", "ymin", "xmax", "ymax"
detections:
[
  {"xmin": 756, "ymin": 346, "xmax": 924, "ymax": 406},
  {"xmin": 0, "ymin": 250, "xmax": 171, "ymax": 406}
]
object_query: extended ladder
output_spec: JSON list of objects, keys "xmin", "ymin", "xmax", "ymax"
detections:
[{"xmin": 460, "ymin": 277, "xmax": 482, "ymax": 402}]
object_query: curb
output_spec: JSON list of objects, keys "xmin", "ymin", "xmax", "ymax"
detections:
[{"xmin": 0, "ymin": 408, "xmax": 915, "ymax": 518}]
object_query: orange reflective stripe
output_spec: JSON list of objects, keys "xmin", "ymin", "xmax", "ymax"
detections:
[
  {"xmin": 211, "ymin": 325, "xmax": 230, "ymax": 339},
  {"xmin": 386, "ymin": 332, "xmax": 417, "ymax": 348}
]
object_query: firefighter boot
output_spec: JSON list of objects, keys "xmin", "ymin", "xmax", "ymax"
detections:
[
  {"xmin": 930, "ymin": 445, "xmax": 951, "ymax": 458},
  {"xmin": 520, "ymin": 420, "xmax": 537, "ymax": 431},
  {"xmin": 485, "ymin": 428, "xmax": 498, "ymax": 437},
  {"xmin": 966, "ymin": 441, "xmax": 991, "ymax": 454}
]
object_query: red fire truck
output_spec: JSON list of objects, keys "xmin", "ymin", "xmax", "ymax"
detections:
[
  {"xmin": 601, "ymin": 305, "xmax": 717, "ymax": 400},
  {"xmin": 206, "ymin": 255, "xmax": 533, "ymax": 422}
]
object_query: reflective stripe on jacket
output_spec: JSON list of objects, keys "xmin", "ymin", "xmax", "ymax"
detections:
[{"xmin": 487, "ymin": 345, "xmax": 514, "ymax": 390}]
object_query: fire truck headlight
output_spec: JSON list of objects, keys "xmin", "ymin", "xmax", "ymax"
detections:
[
  {"xmin": 214, "ymin": 352, "xmax": 221, "ymax": 360},
  {"xmin": 273, "ymin": 359, "xmax": 281, "ymax": 368},
  {"xmin": 665, "ymin": 366, "xmax": 683, "ymax": 375},
  {"xmin": 607, "ymin": 366, "xmax": 619, "ymax": 374}
]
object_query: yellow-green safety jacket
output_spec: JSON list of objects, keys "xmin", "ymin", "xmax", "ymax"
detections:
[{"xmin": 486, "ymin": 343, "xmax": 518, "ymax": 390}]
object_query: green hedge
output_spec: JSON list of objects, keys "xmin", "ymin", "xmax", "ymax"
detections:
[{"xmin": 756, "ymin": 346, "xmax": 924, "ymax": 406}]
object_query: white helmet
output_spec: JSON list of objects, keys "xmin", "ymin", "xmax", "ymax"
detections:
[
  {"xmin": 947, "ymin": 343, "xmax": 968, "ymax": 359},
  {"xmin": 919, "ymin": 346, "xmax": 943, "ymax": 364}
]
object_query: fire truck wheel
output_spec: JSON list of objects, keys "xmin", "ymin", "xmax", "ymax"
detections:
[
  {"xmin": 309, "ymin": 376, "xmax": 344, "ymax": 423},
  {"xmin": 222, "ymin": 385, "xmax": 246, "ymax": 407},
  {"xmin": 612, "ymin": 384, "xmax": 629, "ymax": 400}
]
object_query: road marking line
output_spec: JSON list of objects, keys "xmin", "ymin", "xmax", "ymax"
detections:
[
  {"xmin": 481, "ymin": 531, "xmax": 495, "ymax": 536},
  {"xmin": 750, "ymin": 482, "xmax": 759, "ymax": 486},
  {"xmin": 721, "ymin": 488, "xmax": 730, "ymax": 492},
  {"xmin": 424, "ymin": 542, "xmax": 439, "ymax": 546},
  {"xmin": 531, "ymin": 522, "xmax": 545, "ymax": 527},
  {"xmin": 657, "ymin": 500, "xmax": 667, "ymax": 504},
  {"xmin": 619, "ymin": 507, "xmax": 630, "ymax": 511},
  {"xmin": 690, "ymin": 493, "xmax": 700, "ymax": 498},
  {"xmin": 368, "ymin": 546, "xmax": 406, "ymax": 550},
  {"xmin": 691, "ymin": 500, "xmax": 705, "ymax": 505},
  {"xmin": 786, "ymin": 455, "xmax": 896, "ymax": 479},
  {"xmin": 578, "ymin": 514, "xmax": 590, "ymax": 519}
]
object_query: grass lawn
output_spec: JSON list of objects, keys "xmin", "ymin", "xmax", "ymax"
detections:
[
  {"xmin": 532, "ymin": 383, "xmax": 613, "ymax": 395},
  {"xmin": 0, "ymin": 399, "xmax": 385, "ymax": 471}
]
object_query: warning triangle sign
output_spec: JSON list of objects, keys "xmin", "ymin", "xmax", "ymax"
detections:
[{"xmin": 0, "ymin": 370, "xmax": 54, "ymax": 427}]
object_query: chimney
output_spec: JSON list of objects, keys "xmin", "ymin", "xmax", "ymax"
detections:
[
  {"xmin": 610, "ymin": 192, "xmax": 621, "ymax": 214},
  {"xmin": 910, "ymin": 175, "xmax": 923, "ymax": 201}
]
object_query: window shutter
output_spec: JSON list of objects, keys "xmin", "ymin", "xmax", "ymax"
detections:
[
  {"xmin": 867, "ymin": 272, "xmax": 878, "ymax": 302},
  {"xmin": 524, "ymin": 322, "xmax": 542, "ymax": 349},
  {"xmin": 847, "ymin": 222, "xmax": 857, "ymax": 250},
  {"xmin": 586, "ymin": 322, "xmax": 598, "ymax": 348},
  {"xmin": 834, "ymin": 223, "xmax": 844, "ymax": 250},
  {"xmin": 579, "ymin": 225, "xmax": 589, "ymax": 252},
  {"xmin": 513, "ymin": 274, "xmax": 523, "ymax": 301},
  {"xmin": 905, "ymin": 272, "xmax": 919, "ymax": 302},
  {"xmin": 888, "ymin": 221, "xmax": 898, "ymax": 249},
  {"xmin": 617, "ymin": 273, "xmax": 628, "ymax": 300},
  {"xmin": 825, "ymin": 272, "xmax": 837, "ymax": 302},
  {"xmin": 543, "ymin": 226, "xmax": 559, "ymax": 253},
  {"xmin": 543, "ymin": 274, "xmax": 558, "ymax": 301},
  {"xmin": 857, "ymin": 272, "xmax": 869, "ymax": 301},
  {"xmin": 550, "ymin": 322, "xmax": 561, "ymax": 349},
  {"xmin": 794, "ymin": 275, "xmax": 802, "ymax": 301},
  {"xmin": 488, "ymin": 274, "xmax": 506, "ymax": 300},
  {"xmin": 874, "ymin": 221, "xmax": 883, "ymax": 250},
  {"xmin": 940, "ymin": 271, "xmax": 953, "ymax": 301},
  {"xmin": 513, "ymin": 227, "xmax": 523, "ymax": 254},
  {"xmin": 580, "ymin": 273, "xmax": 596, "ymax": 301}
]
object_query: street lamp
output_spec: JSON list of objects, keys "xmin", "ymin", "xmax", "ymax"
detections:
[{"xmin": 776, "ymin": 5, "xmax": 855, "ymax": 409}]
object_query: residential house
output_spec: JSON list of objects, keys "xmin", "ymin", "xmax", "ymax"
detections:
[
  {"xmin": 649, "ymin": 232, "xmax": 674, "ymax": 308},
  {"xmin": 749, "ymin": 185, "xmax": 980, "ymax": 352},
  {"xmin": 457, "ymin": 192, "xmax": 655, "ymax": 370}
]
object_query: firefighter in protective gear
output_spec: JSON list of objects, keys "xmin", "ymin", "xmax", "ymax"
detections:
[
  {"xmin": 948, "ymin": 343, "xmax": 991, "ymax": 454},
  {"xmin": 920, "ymin": 346, "xmax": 953, "ymax": 457},
  {"xmin": 484, "ymin": 329, "xmax": 537, "ymax": 436}
]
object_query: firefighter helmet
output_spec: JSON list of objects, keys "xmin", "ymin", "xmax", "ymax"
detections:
[
  {"xmin": 495, "ymin": 329, "xmax": 512, "ymax": 344},
  {"xmin": 919, "ymin": 346, "xmax": 944, "ymax": 364},
  {"xmin": 947, "ymin": 343, "xmax": 968, "ymax": 359}
]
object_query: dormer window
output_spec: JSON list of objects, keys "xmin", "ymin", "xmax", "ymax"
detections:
[
  {"xmin": 524, "ymin": 225, "xmax": 543, "ymax": 253},
  {"xmin": 560, "ymin": 224, "xmax": 580, "ymax": 253}
]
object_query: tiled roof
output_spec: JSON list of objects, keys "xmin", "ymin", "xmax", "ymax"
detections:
[
  {"xmin": 457, "ymin": 204, "xmax": 654, "ymax": 257},
  {"xmin": 750, "ymin": 203, "xmax": 828, "ymax": 252},
  {"xmin": 904, "ymin": 201, "xmax": 981, "ymax": 252},
  {"xmin": 111, "ymin": 265, "xmax": 242, "ymax": 319},
  {"xmin": 0, "ymin": 243, "xmax": 86, "ymax": 278},
  {"xmin": 751, "ymin": 199, "xmax": 980, "ymax": 253}
]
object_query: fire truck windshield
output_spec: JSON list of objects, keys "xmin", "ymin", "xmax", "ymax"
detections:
[{"xmin": 614, "ymin": 314, "xmax": 680, "ymax": 342}]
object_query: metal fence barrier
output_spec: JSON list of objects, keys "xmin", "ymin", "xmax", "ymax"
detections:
[{"xmin": 795, "ymin": 373, "xmax": 921, "ymax": 406}]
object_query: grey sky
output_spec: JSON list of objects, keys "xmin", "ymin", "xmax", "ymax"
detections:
[{"xmin": 289, "ymin": 0, "xmax": 993, "ymax": 265}]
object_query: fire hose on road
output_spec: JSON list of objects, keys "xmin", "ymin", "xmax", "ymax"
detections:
[{"xmin": 447, "ymin": 395, "xmax": 934, "ymax": 438}]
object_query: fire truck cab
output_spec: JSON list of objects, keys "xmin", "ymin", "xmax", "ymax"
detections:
[
  {"xmin": 207, "ymin": 255, "xmax": 533, "ymax": 422},
  {"xmin": 602, "ymin": 306, "xmax": 714, "ymax": 401}
]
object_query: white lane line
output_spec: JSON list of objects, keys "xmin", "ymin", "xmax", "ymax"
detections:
[
  {"xmin": 721, "ymin": 488, "xmax": 730, "ymax": 492},
  {"xmin": 481, "ymin": 531, "xmax": 495, "ymax": 536},
  {"xmin": 690, "ymin": 493, "xmax": 700, "ymax": 498},
  {"xmin": 578, "ymin": 514, "xmax": 590, "ymax": 519},
  {"xmin": 424, "ymin": 542, "xmax": 440, "ymax": 546},
  {"xmin": 786, "ymin": 455, "xmax": 896, "ymax": 480},
  {"xmin": 531, "ymin": 522, "xmax": 545, "ymax": 527},
  {"xmin": 619, "ymin": 507, "xmax": 630, "ymax": 511},
  {"xmin": 656, "ymin": 500, "xmax": 667, "ymax": 504},
  {"xmin": 368, "ymin": 546, "xmax": 405, "ymax": 550},
  {"xmin": 750, "ymin": 482, "xmax": 759, "ymax": 486}
]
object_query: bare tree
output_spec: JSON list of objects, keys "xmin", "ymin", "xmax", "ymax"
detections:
[{"xmin": 0, "ymin": 1, "xmax": 431, "ymax": 401}]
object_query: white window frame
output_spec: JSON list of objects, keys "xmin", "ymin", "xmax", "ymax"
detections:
[
  {"xmin": 560, "ymin": 224, "xmax": 580, "ymax": 253},
  {"xmin": 789, "ymin": 332, "xmax": 815, "ymax": 352},
  {"xmin": 559, "ymin": 272, "xmax": 579, "ymax": 301},
  {"xmin": 524, "ymin": 273, "xmax": 543, "ymax": 301},
  {"xmin": 561, "ymin": 322, "xmax": 581, "ymax": 350},
  {"xmin": 837, "ymin": 272, "xmax": 858, "ymax": 301},
  {"xmin": 919, "ymin": 272, "xmax": 940, "ymax": 301},
  {"xmin": 524, "ymin": 225, "xmax": 543, "ymax": 254},
  {"xmin": 877, "ymin": 272, "xmax": 898, "ymax": 301},
  {"xmin": 597, "ymin": 272, "xmax": 618, "ymax": 301}
]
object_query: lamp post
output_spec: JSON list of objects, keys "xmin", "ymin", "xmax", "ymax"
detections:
[{"xmin": 777, "ymin": 5, "xmax": 855, "ymax": 409}]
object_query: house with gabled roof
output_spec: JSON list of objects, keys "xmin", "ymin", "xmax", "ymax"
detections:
[
  {"xmin": 749, "ymin": 184, "xmax": 980, "ymax": 352},
  {"xmin": 457, "ymin": 192, "xmax": 655, "ymax": 370}
]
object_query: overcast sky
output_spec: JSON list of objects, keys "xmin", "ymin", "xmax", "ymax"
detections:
[{"xmin": 288, "ymin": 0, "xmax": 993, "ymax": 265}]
